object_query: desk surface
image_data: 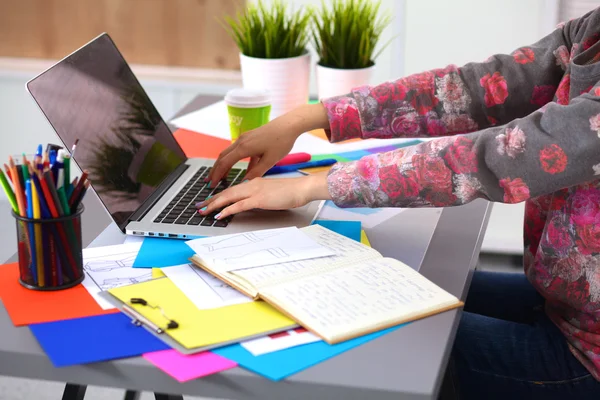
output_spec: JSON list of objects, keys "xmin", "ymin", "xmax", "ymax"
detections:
[{"xmin": 0, "ymin": 96, "xmax": 492, "ymax": 400}]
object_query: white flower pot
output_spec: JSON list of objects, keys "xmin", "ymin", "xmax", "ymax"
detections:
[
  {"xmin": 239, "ymin": 52, "xmax": 311, "ymax": 119},
  {"xmin": 316, "ymin": 64, "xmax": 375, "ymax": 100}
]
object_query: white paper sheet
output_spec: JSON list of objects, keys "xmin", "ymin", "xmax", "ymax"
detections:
[
  {"xmin": 123, "ymin": 235, "xmax": 145, "ymax": 244},
  {"xmin": 161, "ymin": 263, "xmax": 251, "ymax": 309},
  {"xmin": 317, "ymin": 200, "xmax": 407, "ymax": 229},
  {"xmin": 81, "ymin": 243, "xmax": 153, "ymax": 310},
  {"xmin": 169, "ymin": 101, "xmax": 231, "ymax": 141},
  {"xmin": 240, "ymin": 327, "xmax": 320, "ymax": 356},
  {"xmin": 185, "ymin": 227, "xmax": 335, "ymax": 271}
]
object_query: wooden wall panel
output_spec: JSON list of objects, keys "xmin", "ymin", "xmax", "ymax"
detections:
[{"xmin": 0, "ymin": 0, "xmax": 244, "ymax": 69}]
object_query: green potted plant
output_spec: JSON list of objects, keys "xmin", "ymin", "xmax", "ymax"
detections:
[
  {"xmin": 223, "ymin": 0, "xmax": 313, "ymax": 118},
  {"xmin": 312, "ymin": 0, "xmax": 392, "ymax": 99}
]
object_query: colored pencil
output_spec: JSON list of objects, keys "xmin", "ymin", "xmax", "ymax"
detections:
[
  {"xmin": 63, "ymin": 154, "xmax": 71, "ymax": 191},
  {"xmin": 69, "ymin": 170, "xmax": 88, "ymax": 207},
  {"xmin": 21, "ymin": 154, "xmax": 31, "ymax": 182},
  {"xmin": 39, "ymin": 171, "xmax": 78, "ymax": 279},
  {"xmin": 38, "ymin": 171, "xmax": 59, "ymax": 217},
  {"xmin": 3, "ymin": 163, "xmax": 12, "ymax": 183},
  {"xmin": 31, "ymin": 183, "xmax": 44, "ymax": 287},
  {"xmin": 0, "ymin": 169, "xmax": 17, "ymax": 212},
  {"xmin": 29, "ymin": 169, "xmax": 51, "ymax": 218},
  {"xmin": 44, "ymin": 171, "xmax": 64, "ymax": 216},
  {"xmin": 25, "ymin": 180, "xmax": 38, "ymax": 285},
  {"xmin": 42, "ymin": 152, "xmax": 49, "ymax": 171},
  {"xmin": 66, "ymin": 176, "xmax": 77, "ymax": 198},
  {"xmin": 71, "ymin": 180, "xmax": 90, "ymax": 212},
  {"xmin": 31, "ymin": 170, "xmax": 54, "ymax": 284},
  {"xmin": 9, "ymin": 157, "xmax": 25, "ymax": 217}
]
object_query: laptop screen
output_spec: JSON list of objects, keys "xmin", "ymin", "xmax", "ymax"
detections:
[{"xmin": 27, "ymin": 34, "xmax": 187, "ymax": 228}]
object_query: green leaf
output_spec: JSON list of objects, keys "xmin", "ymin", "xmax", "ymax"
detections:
[
  {"xmin": 221, "ymin": 0, "xmax": 311, "ymax": 59},
  {"xmin": 313, "ymin": 0, "xmax": 393, "ymax": 69}
]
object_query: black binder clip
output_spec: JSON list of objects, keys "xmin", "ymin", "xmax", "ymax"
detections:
[{"xmin": 123, "ymin": 297, "xmax": 179, "ymax": 334}]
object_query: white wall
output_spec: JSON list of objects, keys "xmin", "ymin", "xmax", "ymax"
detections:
[{"xmin": 403, "ymin": 0, "xmax": 556, "ymax": 76}]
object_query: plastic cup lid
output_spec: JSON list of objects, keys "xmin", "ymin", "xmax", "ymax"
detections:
[{"xmin": 225, "ymin": 88, "xmax": 271, "ymax": 108}]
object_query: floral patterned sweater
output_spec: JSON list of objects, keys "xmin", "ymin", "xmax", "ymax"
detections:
[{"xmin": 323, "ymin": 8, "xmax": 600, "ymax": 380}]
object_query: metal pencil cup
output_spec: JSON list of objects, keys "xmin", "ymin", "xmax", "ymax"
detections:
[{"xmin": 12, "ymin": 205, "xmax": 84, "ymax": 290}]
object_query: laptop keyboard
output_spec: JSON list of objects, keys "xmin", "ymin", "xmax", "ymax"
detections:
[{"xmin": 153, "ymin": 167, "xmax": 245, "ymax": 228}]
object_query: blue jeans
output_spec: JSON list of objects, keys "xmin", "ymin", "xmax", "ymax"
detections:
[{"xmin": 443, "ymin": 270, "xmax": 600, "ymax": 400}]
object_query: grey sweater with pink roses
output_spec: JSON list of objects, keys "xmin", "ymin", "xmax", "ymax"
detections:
[{"xmin": 322, "ymin": 7, "xmax": 600, "ymax": 380}]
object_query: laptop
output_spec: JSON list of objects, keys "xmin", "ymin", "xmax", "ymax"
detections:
[{"xmin": 25, "ymin": 33, "xmax": 323, "ymax": 239}]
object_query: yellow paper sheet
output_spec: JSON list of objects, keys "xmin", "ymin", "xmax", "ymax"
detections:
[
  {"xmin": 299, "ymin": 165, "xmax": 333, "ymax": 175},
  {"xmin": 151, "ymin": 268, "xmax": 165, "ymax": 279},
  {"xmin": 108, "ymin": 278, "xmax": 295, "ymax": 349},
  {"xmin": 360, "ymin": 230, "xmax": 371, "ymax": 247}
]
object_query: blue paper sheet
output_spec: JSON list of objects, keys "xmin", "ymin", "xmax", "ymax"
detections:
[
  {"xmin": 324, "ymin": 200, "xmax": 381, "ymax": 216},
  {"xmin": 311, "ymin": 220, "xmax": 362, "ymax": 242},
  {"xmin": 213, "ymin": 325, "xmax": 404, "ymax": 381},
  {"xmin": 132, "ymin": 237, "xmax": 204, "ymax": 268},
  {"xmin": 29, "ymin": 313, "xmax": 170, "ymax": 367}
]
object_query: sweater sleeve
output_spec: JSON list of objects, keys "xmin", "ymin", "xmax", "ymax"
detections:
[
  {"xmin": 326, "ymin": 82, "xmax": 600, "ymax": 208},
  {"xmin": 321, "ymin": 22, "xmax": 576, "ymax": 143}
]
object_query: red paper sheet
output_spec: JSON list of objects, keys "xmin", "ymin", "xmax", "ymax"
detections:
[{"xmin": 0, "ymin": 263, "xmax": 117, "ymax": 326}]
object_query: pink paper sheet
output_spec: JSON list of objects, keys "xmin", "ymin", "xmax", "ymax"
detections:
[{"xmin": 143, "ymin": 349, "xmax": 237, "ymax": 382}]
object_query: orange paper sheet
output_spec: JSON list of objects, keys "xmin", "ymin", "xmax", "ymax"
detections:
[
  {"xmin": 0, "ymin": 263, "xmax": 117, "ymax": 326},
  {"xmin": 299, "ymin": 166, "xmax": 333, "ymax": 175},
  {"xmin": 174, "ymin": 129, "xmax": 231, "ymax": 159}
]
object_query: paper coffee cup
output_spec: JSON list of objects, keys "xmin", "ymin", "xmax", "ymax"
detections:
[{"xmin": 224, "ymin": 89, "xmax": 271, "ymax": 142}]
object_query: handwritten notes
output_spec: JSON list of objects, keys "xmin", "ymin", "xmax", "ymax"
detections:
[
  {"xmin": 185, "ymin": 227, "xmax": 334, "ymax": 271},
  {"xmin": 260, "ymin": 257, "xmax": 459, "ymax": 343}
]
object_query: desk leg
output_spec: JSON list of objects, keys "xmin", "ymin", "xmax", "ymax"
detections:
[
  {"xmin": 124, "ymin": 390, "xmax": 141, "ymax": 400},
  {"xmin": 154, "ymin": 393, "xmax": 183, "ymax": 400},
  {"xmin": 61, "ymin": 383, "xmax": 87, "ymax": 400}
]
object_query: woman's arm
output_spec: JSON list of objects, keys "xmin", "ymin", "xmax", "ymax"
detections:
[
  {"xmin": 327, "ymin": 83, "xmax": 600, "ymax": 209},
  {"xmin": 199, "ymin": 81, "xmax": 600, "ymax": 218},
  {"xmin": 324, "ymin": 20, "xmax": 580, "ymax": 143}
]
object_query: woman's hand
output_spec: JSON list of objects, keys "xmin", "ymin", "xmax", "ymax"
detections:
[
  {"xmin": 196, "ymin": 172, "xmax": 332, "ymax": 220},
  {"xmin": 206, "ymin": 103, "xmax": 330, "ymax": 186}
]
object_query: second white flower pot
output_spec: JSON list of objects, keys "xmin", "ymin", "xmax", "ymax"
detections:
[
  {"xmin": 240, "ymin": 52, "xmax": 311, "ymax": 119},
  {"xmin": 316, "ymin": 64, "xmax": 375, "ymax": 100}
]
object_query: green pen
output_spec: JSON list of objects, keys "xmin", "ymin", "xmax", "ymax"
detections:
[
  {"xmin": 63, "ymin": 154, "xmax": 71, "ymax": 193},
  {"xmin": 0, "ymin": 169, "xmax": 18, "ymax": 212},
  {"xmin": 57, "ymin": 186, "xmax": 71, "ymax": 216}
]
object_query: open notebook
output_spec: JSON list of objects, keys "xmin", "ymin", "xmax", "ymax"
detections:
[{"xmin": 188, "ymin": 224, "xmax": 463, "ymax": 344}]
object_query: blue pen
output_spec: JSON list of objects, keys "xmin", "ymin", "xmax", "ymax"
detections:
[
  {"xmin": 25, "ymin": 180, "xmax": 38, "ymax": 285},
  {"xmin": 49, "ymin": 149, "xmax": 57, "ymax": 168},
  {"xmin": 264, "ymin": 158, "xmax": 338, "ymax": 176},
  {"xmin": 35, "ymin": 144, "xmax": 43, "ymax": 172}
]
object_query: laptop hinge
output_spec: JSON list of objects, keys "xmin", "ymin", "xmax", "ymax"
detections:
[{"xmin": 121, "ymin": 162, "xmax": 189, "ymax": 231}]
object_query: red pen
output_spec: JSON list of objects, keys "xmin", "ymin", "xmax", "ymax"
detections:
[{"xmin": 275, "ymin": 152, "xmax": 311, "ymax": 166}]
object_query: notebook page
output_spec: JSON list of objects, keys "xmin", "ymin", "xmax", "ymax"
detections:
[
  {"xmin": 231, "ymin": 224, "xmax": 382, "ymax": 290},
  {"xmin": 259, "ymin": 257, "xmax": 460, "ymax": 343},
  {"xmin": 185, "ymin": 227, "xmax": 335, "ymax": 272}
]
